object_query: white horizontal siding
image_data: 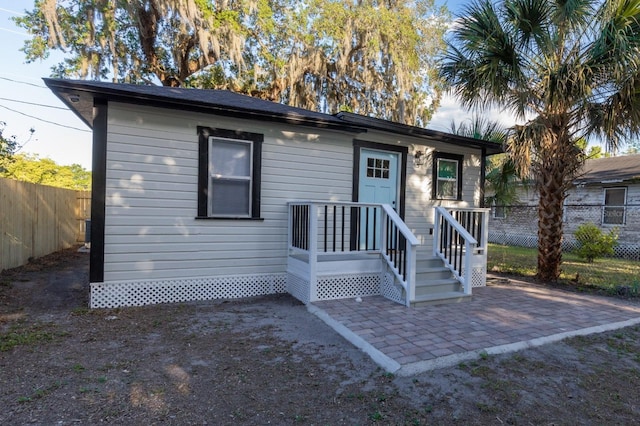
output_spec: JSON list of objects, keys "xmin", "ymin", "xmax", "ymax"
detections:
[
  {"xmin": 103, "ymin": 102, "xmax": 353, "ymax": 282},
  {"xmin": 102, "ymin": 102, "xmax": 487, "ymax": 283}
]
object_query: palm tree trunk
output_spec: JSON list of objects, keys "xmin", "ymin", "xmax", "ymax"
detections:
[{"xmin": 537, "ymin": 168, "xmax": 565, "ymax": 282}]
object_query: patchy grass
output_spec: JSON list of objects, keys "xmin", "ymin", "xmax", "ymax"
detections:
[
  {"xmin": 0, "ymin": 322, "xmax": 67, "ymax": 352},
  {"xmin": 488, "ymin": 244, "xmax": 640, "ymax": 291}
]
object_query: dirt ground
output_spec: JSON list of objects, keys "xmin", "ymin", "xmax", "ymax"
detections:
[{"xmin": 1, "ymin": 247, "xmax": 640, "ymax": 425}]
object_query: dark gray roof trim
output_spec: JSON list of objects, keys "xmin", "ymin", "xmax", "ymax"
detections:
[
  {"xmin": 335, "ymin": 112, "xmax": 503, "ymax": 154},
  {"xmin": 43, "ymin": 78, "xmax": 360, "ymax": 133},
  {"xmin": 574, "ymin": 154, "xmax": 640, "ymax": 185},
  {"xmin": 44, "ymin": 78, "xmax": 503, "ymax": 154}
]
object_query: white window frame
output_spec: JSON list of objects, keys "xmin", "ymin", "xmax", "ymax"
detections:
[
  {"xmin": 602, "ymin": 187, "xmax": 626, "ymax": 226},
  {"xmin": 436, "ymin": 158, "xmax": 459, "ymax": 200},
  {"xmin": 492, "ymin": 203, "xmax": 507, "ymax": 219},
  {"xmin": 208, "ymin": 136, "xmax": 254, "ymax": 218}
]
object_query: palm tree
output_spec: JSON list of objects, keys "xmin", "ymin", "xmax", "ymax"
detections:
[
  {"xmin": 449, "ymin": 116, "xmax": 522, "ymax": 210},
  {"xmin": 440, "ymin": 0, "xmax": 640, "ymax": 282}
]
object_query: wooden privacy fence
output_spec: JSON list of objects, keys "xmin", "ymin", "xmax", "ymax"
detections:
[{"xmin": 0, "ymin": 177, "xmax": 91, "ymax": 272}]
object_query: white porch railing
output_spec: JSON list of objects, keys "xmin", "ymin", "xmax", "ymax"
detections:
[
  {"xmin": 433, "ymin": 207, "xmax": 490, "ymax": 293},
  {"xmin": 287, "ymin": 201, "xmax": 419, "ymax": 306}
]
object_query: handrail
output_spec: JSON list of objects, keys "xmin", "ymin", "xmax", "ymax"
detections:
[
  {"xmin": 436, "ymin": 207, "xmax": 477, "ymax": 245},
  {"xmin": 380, "ymin": 204, "xmax": 419, "ymax": 306},
  {"xmin": 433, "ymin": 206, "xmax": 487, "ymax": 294},
  {"xmin": 382, "ymin": 204, "xmax": 419, "ymax": 246},
  {"xmin": 287, "ymin": 201, "xmax": 419, "ymax": 306}
]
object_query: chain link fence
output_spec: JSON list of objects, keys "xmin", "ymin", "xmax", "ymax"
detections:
[{"xmin": 488, "ymin": 204, "xmax": 640, "ymax": 260}]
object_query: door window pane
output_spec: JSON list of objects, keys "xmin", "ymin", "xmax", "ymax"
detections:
[{"xmin": 366, "ymin": 157, "xmax": 390, "ymax": 180}]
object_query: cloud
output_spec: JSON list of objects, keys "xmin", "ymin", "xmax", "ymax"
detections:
[{"xmin": 428, "ymin": 93, "xmax": 519, "ymax": 132}]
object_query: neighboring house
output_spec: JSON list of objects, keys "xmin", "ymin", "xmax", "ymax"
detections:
[
  {"xmin": 489, "ymin": 154, "xmax": 640, "ymax": 259},
  {"xmin": 45, "ymin": 78, "xmax": 502, "ymax": 309}
]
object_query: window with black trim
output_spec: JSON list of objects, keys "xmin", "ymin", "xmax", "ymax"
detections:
[
  {"xmin": 603, "ymin": 187, "xmax": 626, "ymax": 225},
  {"xmin": 197, "ymin": 127, "xmax": 262, "ymax": 219},
  {"xmin": 432, "ymin": 152, "xmax": 463, "ymax": 200}
]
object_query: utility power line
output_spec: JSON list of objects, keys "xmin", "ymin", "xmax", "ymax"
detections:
[
  {"xmin": 0, "ymin": 27, "xmax": 28, "ymax": 36},
  {"xmin": 0, "ymin": 96, "xmax": 68, "ymax": 110},
  {"xmin": 0, "ymin": 104, "xmax": 90, "ymax": 133},
  {"xmin": 0, "ymin": 7, "xmax": 25, "ymax": 16},
  {"xmin": 0, "ymin": 76, "xmax": 47, "ymax": 88}
]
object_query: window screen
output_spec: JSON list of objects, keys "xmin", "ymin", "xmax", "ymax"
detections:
[{"xmin": 603, "ymin": 187, "xmax": 626, "ymax": 225}]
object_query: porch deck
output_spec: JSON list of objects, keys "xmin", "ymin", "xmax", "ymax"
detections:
[
  {"xmin": 309, "ymin": 276, "xmax": 640, "ymax": 375},
  {"xmin": 287, "ymin": 201, "xmax": 489, "ymax": 307}
]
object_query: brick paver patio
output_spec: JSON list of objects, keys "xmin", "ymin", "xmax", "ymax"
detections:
[{"xmin": 311, "ymin": 279, "xmax": 640, "ymax": 375}]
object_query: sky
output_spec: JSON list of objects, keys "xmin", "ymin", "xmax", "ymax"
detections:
[
  {"xmin": 0, "ymin": 0, "xmax": 508, "ymax": 172},
  {"xmin": 0, "ymin": 1, "xmax": 94, "ymax": 169}
]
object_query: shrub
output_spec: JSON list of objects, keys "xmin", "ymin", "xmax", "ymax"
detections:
[{"xmin": 573, "ymin": 223, "xmax": 618, "ymax": 263}]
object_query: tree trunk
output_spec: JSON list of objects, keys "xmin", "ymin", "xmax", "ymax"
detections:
[{"xmin": 536, "ymin": 166, "xmax": 565, "ymax": 282}]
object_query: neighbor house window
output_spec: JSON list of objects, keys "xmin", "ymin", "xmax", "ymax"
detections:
[
  {"xmin": 197, "ymin": 127, "xmax": 262, "ymax": 219},
  {"xmin": 602, "ymin": 187, "xmax": 626, "ymax": 225},
  {"xmin": 493, "ymin": 204, "xmax": 506, "ymax": 219},
  {"xmin": 432, "ymin": 153, "xmax": 463, "ymax": 200}
]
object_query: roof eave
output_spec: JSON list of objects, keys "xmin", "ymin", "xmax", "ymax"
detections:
[
  {"xmin": 334, "ymin": 111, "xmax": 503, "ymax": 155},
  {"xmin": 43, "ymin": 78, "xmax": 366, "ymax": 134}
]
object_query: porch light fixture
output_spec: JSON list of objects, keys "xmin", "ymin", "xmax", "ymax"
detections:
[
  {"xmin": 414, "ymin": 150, "xmax": 426, "ymax": 167},
  {"xmin": 68, "ymin": 94, "xmax": 80, "ymax": 103}
]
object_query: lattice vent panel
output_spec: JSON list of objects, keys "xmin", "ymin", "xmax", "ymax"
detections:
[
  {"xmin": 614, "ymin": 245, "xmax": 640, "ymax": 260},
  {"xmin": 287, "ymin": 273, "xmax": 310, "ymax": 305},
  {"xmin": 90, "ymin": 273, "xmax": 287, "ymax": 308},
  {"xmin": 471, "ymin": 266, "xmax": 486, "ymax": 288},
  {"xmin": 316, "ymin": 273, "xmax": 380, "ymax": 301},
  {"xmin": 380, "ymin": 272, "xmax": 405, "ymax": 305}
]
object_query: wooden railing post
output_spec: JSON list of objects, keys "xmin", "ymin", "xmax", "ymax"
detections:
[
  {"xmin": 481, "ymin": 209, "xmax": 489, "ymax": 253},
  {"xmin": 463, "ymin": 240, "xmax": 473, "ymax": 295},
  {"xmin": 433, "ymin": 208, "xmax": 441, "ymax": 257},
  {"xmin": 308, "ymin": 203, "xmax": 318, "ymax": 302},
  {"xmin": 287, "ymin": 204, "xmax": 293, "ymax": 253},
  {"xmin": 405, "ymin": 243, "xmax": 417, "ymax": 306}
]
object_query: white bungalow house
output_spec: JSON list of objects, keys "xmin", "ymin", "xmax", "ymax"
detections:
[{"xmin": 45, "ymin": 78, "xmax": 502, "ymax": 309}]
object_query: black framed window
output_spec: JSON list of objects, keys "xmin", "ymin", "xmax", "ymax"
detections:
[
  {"xmin": 198, "ymin": 126, "xmax": 262, "ymax": 219},
  {"xmin": 432, "ymin": 152, "xmax": 463, "ymax": 200}
]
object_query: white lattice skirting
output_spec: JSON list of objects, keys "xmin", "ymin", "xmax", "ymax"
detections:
[
  {"xmin": 90, "ymin": 273, "xmax": 288, "ymax": 308},
  {"xmin": 380, "ymin": 272, "xmax": 405, "ymax": 305},
  {"xmin": 286, "ymin": 273, "xmax": 310, "ymax": 305},
  {"xmin": 287, "ymin": 272, "xmax": 382, "ymax": 304},
  {"xmin": 471, "ymin": 266, "xmax": 487, "ymax": 288},
  {"xmin": 317, "ymin": 273, "xmax": 380, "ymax": 300}
]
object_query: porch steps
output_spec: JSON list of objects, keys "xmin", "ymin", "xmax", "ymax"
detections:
[{"xmin": 410, "ymin": 256, "xmax": 471, "ymax": 307}]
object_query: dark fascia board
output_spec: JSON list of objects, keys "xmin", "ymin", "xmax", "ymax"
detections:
[
  {"xmin": 335, "ymin": 112, "xmax": 504, "ymax": 155},
  {"xmin": 43, "ymin": 78, "xmax": 503, "ymax": 154},
  {"xmin": 43, "ymin": 78, "xmax": 366, "ymax": 134}
]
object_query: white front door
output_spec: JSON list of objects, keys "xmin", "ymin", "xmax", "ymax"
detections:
[{"xmin": 357, "ymin": 148, "xmax": 400, "ymax": 249}]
